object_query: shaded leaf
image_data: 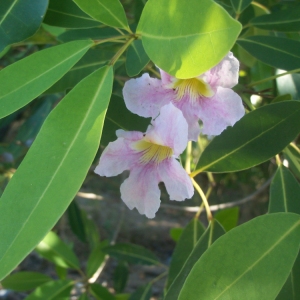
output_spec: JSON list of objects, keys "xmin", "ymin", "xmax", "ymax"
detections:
[
  {"xmin": 90, "ymin": 283, "xmax": 116, "ymax": 300},
  {"xmin": 276, "ymin": 70, "xmax": 300, "ymax": 101},
  {"xmin": 129, "ymin": 284, "xmax": 152, "ymax": 300},
  {"xmin": 170, "ymin": 227, "xmax": 183, "ymax": 242},
  {"xmin": 86, "ymin": 242, "xmax": 107, "ymax": 278},
  {"xmin": 230, "ymin": 0, "xmax": 252, "ymax": 14},
  {"xmin": 113, "ymin": 261, "xmax": 129, "ymax": 293},
  {"xmin": 214, "ymin": 207, "xmax": 239, "ymax": 231},
  {"xmin": 283, "ymin": 144, "xmax": 300, "ymax": 179}
]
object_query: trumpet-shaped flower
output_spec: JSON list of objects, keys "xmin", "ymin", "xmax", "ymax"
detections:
[
  {"xmin": 123, "ymin": 52, "xmax": 245, "ymax": 141},
  {"xmin": 94, "ymin": 103, "xmax": 194, "ymax": 218}
]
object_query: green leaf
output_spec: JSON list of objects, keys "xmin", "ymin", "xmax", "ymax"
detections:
[
  {"xmin": 113, "ymin": 261, "xmax": 129, "ymax": 293},
  {"xmin": 126, "ymin": 40, "xmax": 150, "ymax": 77},
  {"xmin": 0, "ymin": 66, "xmax": 113, "ymax": 281},
  {"xmin": 73, "ymin": 0, "xmax": 129, "ymax": 30},
  {"xmin": 44, "ymin": 0, "xmax": 101, "ymax": 28},
  {"xmin": 178, "ymin": 213, "xmax": 300, "ymax": 300},
  {"xmin": 25, "ymin": 280, "xmax": 73, "ymax": 300},
  {"xmin": 165, "ymin": 220, "xmax": 225, "ymax": 300},
  {"xmin": 237, "ymin": 36, "xmax": 300, "ymax": 71},
  {"xmin": 214, "ymin": 207, "xmax": 239, "ymax": 231},
  {"xmin": 55, "ymin": 265, "xmax": 67, "ymax": 280},
  {"xmin": 283, "ymin": 144, "xmax": 300, "ymax": 179},
  {"xmin": 86, "ymin": 242, "xmax": 106, "ymax": 278},
  {"xmin": 137, "ymin": 0, "xmax": 241, "ymax": 79},
  {"xmin": 272, "ymin": 94, "xmax": 292, "ymax": 104},
  {"xmin": 166, "ymin": 219, "xmax": 205, "ymax": 289},
  {"xmin": 129, "ymin": 284, "xmax": 152, "ymax": 300},
  {"xmin": 1, "ymin": 272, "xmax": 51, "ymax": 292},
  {"xmin": 79, "ymin": 293, "xmax": 91, "ymax": 300},
  {"xmin": 36, "ymin": 231, "xmax": 80, "ymax": 269},
  {"xmin": 102, "ymin": 243, "xmax": 160, "ymax": 265},
  {"xmin": 90, "ymin": 283, "xmax": 116, "ymax": 300},
  {"xmin": 193, "ymin": 101, "xmax": 300, "ymax": 174},
  {"xmin": 81, "ymin": 210, "xmax": 101, "ymax": 249},
  {"xmin": 276, "ymin": 70, "xmax": 300, "ymax": 101},
  {"xmin": 0, "ymin": 0, "xmax": 48, "ymax": 51},
  {"xmin": 170, "ymin": 227, "xmax": 183, "ymax": 242},
  {"xmin": 0, "ymin": 40, "xmax": 93, "ymax": 119},
  {"xmin": 230, "ymin": 0, "xmax": 251, "ymax": 14}
]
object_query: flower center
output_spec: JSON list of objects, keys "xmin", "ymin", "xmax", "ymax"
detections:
[
  {"xmin": 172, "ymin": 78, "xmax": 214, "ymax": 102},
  {"xmin": 132, "ymin": 140, "xmax": 173, "ymax": 164}
]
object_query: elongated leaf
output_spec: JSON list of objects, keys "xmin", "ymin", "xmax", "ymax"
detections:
[
  {"xmin": 137, "ymin": 0, "xmax": 241, "ymax": 79},
  {"xmin": 214, "ymin": 207, "xmax": 239, "ymax": 231},
  {"xmin": 126, "ymin": 40, "xmax": 150, "ymax": 77},
  {"xmin": 0, "ymin": 0, "xmax": 48, "ymax": 51},
  {"xmin": 113, "ymin": 261, "xmax": 129, "ymax": 293},
  {"xmin": 102, "ymin": 243, "xmax": 160, "ymax": 265},
  {"xmin": 67, "ymin": 200, "xmax": 86, "ymax": 243},
  {"xmin": 283, "ymin": 144, "xmax": 300, "ymax": 179},
  {"xmin": 0, "ymin": 66, "xmax": 113, "ymax": 281},
  {"xmin": 44, "ymin": 0, "xmax": 101, "ymax": 28},
  {"xmin": 230, "ymin": 0, "xmax": 251, "ymax": 14},
  {"xmin": 193, "ymin": 101, "xmax": 300, "ymax": 174},
  {"xmin": 36, "ymin": 231, "xmax": 80, "ymax": 269},
  {"xmin": 1, "ymin": 272, "xmax": 51, "ymax": 291},
  {"xmin": 237, "ymin": 36, "xmax": 300, "ymax": 71},
  {"xmin": 86, "ymin": 242, "xmax": 106, "ymax": 278},
  {"xmin": 129, "ymin": 284, "xmax": 152, "ymax": 300},
  {"xmin": 170, "ymin": 227, "xmax": 183, "ymax": 242},
  {"xmin": 25, "ymin": 280, "xmax": 73, "ymax": 300},
  {"xmin": 165, "ymin": 220, "xmax": 225, "ymax": 300},
  {"xmin": 90, "ymin": 283, "xmax": 116, "ymax": 300},
  {"xmin": 167, "ymin": 219, "xmax": 205, "ymax": 289},
  {"xmin": 178, "ymin": 213, "xmax": 300, "ymax": 300},
  {"xmin": 0, "ymin": 40, "xmax": 93, "ymax": 119},
  {"xmin": 74, "ymin": 0, "xmax": 129, "ymax": 30}
]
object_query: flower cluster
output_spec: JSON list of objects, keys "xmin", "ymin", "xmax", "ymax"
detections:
[{"xmin": 95, "ymin": 52, "xmax": 244, "ymax": 218}]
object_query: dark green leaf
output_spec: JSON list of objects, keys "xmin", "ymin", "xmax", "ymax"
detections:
[
  {"xmin": 0, "ymin": 66, "xmax": 113, "ymax": 280},
  {"xmin": 193, "ymin": 101, "xmax": 300, "ymax": 174},
  {"xmin": 178, "ymin": 213, "xmax": 300, "ymax": 300},
  {"xmin": 237, "ymin": 36, "xmax": 300, "ymax": 71},
  {"xmin": 214, "ymin": 207, "xmax": 239, "ymax": 231},
  {"xmin": 283, "ymin": 144, "xmax": 300, "ymax": 179},
  {"xmin": 86, "ymin": 242, "xmax": 107, "ymax": 278},
  {"xmin": 276, "ymin": 71, "xmax": 300, "ymax": 100},
  {"xmin": 272, "ymin": 94, "xmax": 292, "ymax": 103},
  {"xmin": 170, "ymin": 227, "xmax": 183, "ymax": 242},
  {"xmin": 67, "ymin": 201, "xmax": 86, "ymax": 243},
  {"xmin": 90, "ymin": 283, "xmax": 116, "ymax": 300},
  {"xmin": 230, "ymin": 0, "xmax": 252, "ymax": 14},
  {"xmin": 81, "ymin": 210, "xmax": 101, "ymax": 249},
  {"xmin": 113, "ymin": 261, "xmax": 129, "ymax": 293},
  {"xmin": 129, "ymin": 284, "xmax": 152, "ymax": 300}
]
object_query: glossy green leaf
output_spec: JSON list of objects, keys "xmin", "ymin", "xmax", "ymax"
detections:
[
  {"xmin": 1, "ymin": 272, "xmax": 51, "ymax": 291},
  {"xmin": 178, "ymin": 213, "xmax": 300, "ymax": 300},
  {"xmin": 230, "ymin": 0, "xmax": 251, "ymax": 14},
  {"xmin": 90, "ymin": 283, "xmax": 116, "ymax": 300},
  {"xmin": 0, "ymin": 66, "xmax": 113, "ymax": 281},
  {"xmin": 129, "ymin": 284, "xmax": 152, "ymax": 300},
  {"xmin": 113, "ymin": 261, "xmax": 129, "ymax": 293},
  {"xmin": 283, "ymin": 144, "xmax": 300, "ymax": 179},
  {"xmin": 25, "ymin": 280, "xmax": 73, "ymax": 300},
  {"xmin": 214, "ymin": 207, "xmax": 239, "ymax": 231},
  {"xmin": 167, "ymin": 219, "xmax": 205, "ymax": 289},
  {"xmin": 102, "ymin": 243, "xmax": 160, "ymax": 265},
  {"xmin": 86, "ymin": 242, "xmax": 106, "ymax": 278},
  {"xmin": 237, "ymin": 36, "xmax": 300, "ymax": 71},
  {"xmin": 36, "ymin": 231, "xmax": 80, "ymax": 269},
  {"xmin": 67, "ymin": 200, "xmax": 86, "ymax": 243},
  {"xmin": 194, "ymin": 101, "xmax": 300, "ymax": 174},
  {"xmin": 165, "ymin": 220, "xmax": 225, "ymax": 300},
  {"xmin": 44, "ymin": 0, "xmax": 101, "ymax": 28},
  {"xmin": 126, "ymin": 40, "xmax": 150, "ymax": 77},
  {"xmin": 0, "ymin": 0, "xmax": 48, "ymax": 51},
  {"xmin": 73, "ymin": 0, "xmax": 129, "ymax": 30},
  {"xmin": 137, "ymin": 0, "xmax": 242, "ymax": 79},
  {"xmin": 0, "ymin": 40, "xmax": 93, "ymax": 119}
]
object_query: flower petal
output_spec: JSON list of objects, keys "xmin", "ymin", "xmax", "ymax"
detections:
[
  {"xmin": 159, "ymin": 159, "xmax": 194, "ymax": 201},
  {"xmin": 197, "ymin": 87, "xmax": 245, "ymax": 136},
  {"xmin": 160, "ymin": 69, "xmax": 174, "ymax": 86},
  {"xmin": 120, "ymin": 166, "xmax": 161, "ymax": 218},
  {"xmin": 123, "ymin": 73, "xmax": 173, "ymax": 118},
  {"xmin": 145, "ymin": 103, "xmax": 188, "ymax": 156},
  {"xmin": 203, "ymin": 52, "xmax": 239, "ymax": 89}
]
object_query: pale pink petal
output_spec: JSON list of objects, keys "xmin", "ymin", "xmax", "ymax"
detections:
[
  {"xmin": 116, "ymin": 129, "xmax": 143, "ymax": 141},
  {"xmin": 202, "ymin": 52, "xmax": 239, "ymax": 89},
  {"xmin": 160, "ymin": 69, "xmax": 174, "ymax": 86},
  {"xmin": 197, "ymin": 87, "xmax": 245, "ymax": 136},
  {"xmin": 120, "ymin": 165, "xmax": 161, "ymax": 218},
  {"xmin": 159, "ymin": 159, "xmax": 194, "ymax": 201},
  {"xmin": 145, "ymin": 103, "xmax": 188, "ymax": 156},
  {"xmin": 123, "ymin": 73, "xmax": 173, "ymax": 118}
]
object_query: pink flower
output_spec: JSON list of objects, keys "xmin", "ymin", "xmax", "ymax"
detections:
[
  {"xmin": 123, "ymin": 52, "xmax": 245, "ymax": 141},
  {"xmin": 94, "ymin": 103, "xmax": 194, "ymax": 218}
]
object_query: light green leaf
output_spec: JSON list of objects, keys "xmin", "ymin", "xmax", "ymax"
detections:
[
  {"xmin": 283, "ymin": 144, "xmax": 300, "ymax": 179},
  {"xmin": 214, "ymin": 207, "xmax": 239, "ymax": 231},
  {"xmin": 0, "ymin": 40, "xmax": 93, "ymax": 119},
  {"xmin": 36, "ymin": 231, "xmax": 80, "ymax": 269},
  {"xmin": 165, "ymin": 220, "xmax": 225, "ymax": 300},
  {"xmin": 86, "ymin": 242, "xmax": 106, "ymax": 278},
  {"xmin": 73, "ymin": 0, "xmax": 129, "ymax": 30},
  {"xmin": 193, "ymin": 101, "xmax": 300, "ymax": 174},
  {"xmin": 178, "ymin": 213, "xmax": 300, "ymax": 300},
  {"xmin": 102, "ymin": 243, "xmax": 160, "ymax": 265},
  {"xmin": 0, "ymin": 66, "xmax": 113, "ymax": 281},
  {"xmin": 126, "ymin": 40, "xmax": 150, "ymax": 77},
  {"xmin": 90, "ymin": 283, "xmax": 116, "ymax": 300},
  {"xmin": 230, "ymin": 0, "xmax": 252, "ymax": 14},
  {"xmin": 129, "ymin": 284, "xmax": 152, "ymax": 300},
  {"xmin": 170, "ymin": 227, "xmax": 183, "ymax": 242},
  {"xmin": 166, "ymin": 219, "xmax": 205, "ymax": 289},
  {"xmin": 1, "ymin": 272, "xmax": 51, "ymax": 292},
  {"xmin": 25, "ymin": 280, "xmax": 73, "ymax": 300},
  {"xmin": 237, "ymin": 36, "xmax": 300, "ymax": 71},
  {"xmin": 0, "ymin": 0, "xmax": 48, "ymax": 51},
  {"xmin": 137, "ymin": 0, "xmax": 241, "ymax": 79},
  {"xmin": 44, "ymin": 0, "xmax": 101, "ymax": 28}
]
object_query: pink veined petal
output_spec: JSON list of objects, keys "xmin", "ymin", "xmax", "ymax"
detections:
[
  {"xmin": 197, "ymin": 87, "xmax": 245, "ymax": 136},
  {"xmin": 116, "ymin": 129, "xmax": 144, "ymax": 141},
  {"xmin": 145, "ymin": 103, "xmax": 188, "ymax": 156},
  {"xmin": 160, "ymin": 69, "xmax": 175, "ymax": 86},
  {"xmin": 202, "ymin": 52, "xmax": 240, "ymax": 89},
  {"xmin": 120, "ymin": 165, "xmax": 161, "ymax": 218},
  {"xmin": 158, "ymin": 159, "xmax": 194, "ymax": 201},
  {"xmin": 123, "ymin": 73, "xmax": 173, "ymax": 118}
]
